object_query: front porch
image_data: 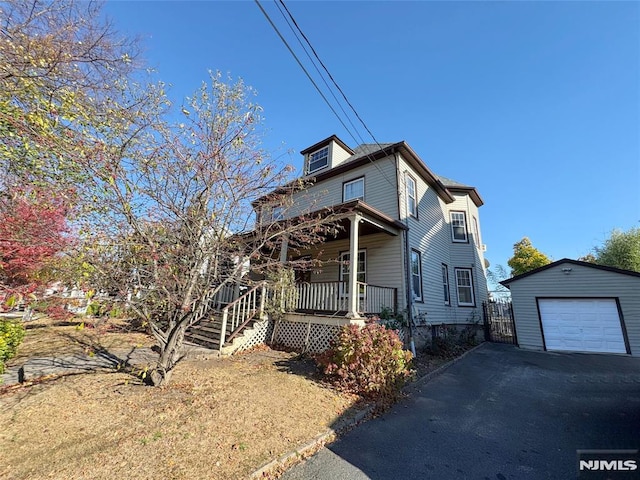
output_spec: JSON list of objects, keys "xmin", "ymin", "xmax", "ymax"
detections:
[{"xmin": 278, "ymin": 200, "xmax": 407, "ymax": 319}]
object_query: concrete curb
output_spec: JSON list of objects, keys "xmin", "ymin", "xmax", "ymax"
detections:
[
  {"xmin": 249, "ymin": 403, "xmax": 375, "ymax": 479},
  {"xmin": 249, "ymin": 342, "xmax": 487, "ymax": 479}
]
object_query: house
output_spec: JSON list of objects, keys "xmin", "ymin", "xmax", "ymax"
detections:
[
  {"xmin": 501, "ymin": 259, "xmax": 640, "ymax": 356},
  {"xmin": 249, "ymin": 135, "xmax": 489, "ymax": 352}
]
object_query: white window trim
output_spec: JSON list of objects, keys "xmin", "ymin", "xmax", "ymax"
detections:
[
  {"xmin": 411, "ymin": 250, "xmax": 423, "ymax": 302},
  {"xmin": 308, "ymin": 146, "xmax": 329, "ymax": 174},
  {"xmin": 450, "ymin": 211, "xmax": 468, "ymax": 243},
  {"xmin": 442, "ymin": 264, "xmax": 450, "ymax": 306},
  {"xmin": 343, "ymin": 177, "xmax": 365, "ymax": 202},
  {"xmin": 454, "ymin": 268, "xmax": 475, "ymax": 307},
  {"xmin": 405, "ymin": 173, "xmax": 417, "ymax": 218}
]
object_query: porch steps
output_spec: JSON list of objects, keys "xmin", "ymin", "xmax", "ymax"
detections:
[{"xmin": 184, "ymin": 316, "xmax": 260, "ymax": 354}]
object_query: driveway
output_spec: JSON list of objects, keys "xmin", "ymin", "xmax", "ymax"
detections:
[{"xmin": 280, "ymin": 343, "xmax": 640, "ymax": 480}]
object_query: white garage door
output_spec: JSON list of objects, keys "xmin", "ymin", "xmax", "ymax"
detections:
[{"xmin": 538, "ymin": 299, "xmax": 627, "ymax": 354}]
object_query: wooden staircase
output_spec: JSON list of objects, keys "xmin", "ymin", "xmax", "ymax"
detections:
[{"xmin": 184, "ymin": 282, "xmax": 268, "ymax": 355}]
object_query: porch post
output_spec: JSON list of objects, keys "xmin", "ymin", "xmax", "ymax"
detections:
[
  {"xmin": 279, "ymin": 235, "xmax": 289, "ymax": 263},
  {"xmin": 347, "ymin": 213, "xmax": 362, "ymax": 318}
]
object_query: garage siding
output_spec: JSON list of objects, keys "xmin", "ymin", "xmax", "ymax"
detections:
[{"xmin": 507, "ymin": 262, "xmax": 640, "ymax": 356}]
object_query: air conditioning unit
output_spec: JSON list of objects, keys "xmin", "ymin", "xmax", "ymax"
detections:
[{"xmin": 481, "ymin": 244, "xmax": 487, "ymax": 252}]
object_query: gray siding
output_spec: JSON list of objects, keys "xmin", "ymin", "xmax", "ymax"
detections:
[
  {"xmin": 398, "ymin": 156, "xmax": 487, "ymax": 324},
  {"xmin": 508, "ymin": 262, "xmax": 640, "ymax": 356},
  {"xmin": 275, "ymin": 156, "xmax": 400, "ymax": 221}
]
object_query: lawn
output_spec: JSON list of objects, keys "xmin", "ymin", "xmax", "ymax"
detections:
[{"xmin": 0, "ymin": 318, "xmax": 360, "ymax": 480}]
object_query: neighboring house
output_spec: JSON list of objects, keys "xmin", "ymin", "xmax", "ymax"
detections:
[
  {"xmin": 251, "ymin": 135, "xmax": 488, "ymax": 352},
  {"xmin": 501, "ymin": 259, "xmax": 640, "ymax": 356}
]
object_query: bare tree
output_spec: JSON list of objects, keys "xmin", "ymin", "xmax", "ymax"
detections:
[{"xmin": 85, "ymin": 72, "xmax": 341, "ymax": 386}]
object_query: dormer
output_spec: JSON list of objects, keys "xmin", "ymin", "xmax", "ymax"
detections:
[{"xmin": 301, "ymin": 135, "xmax": 355, "ymax": 175}]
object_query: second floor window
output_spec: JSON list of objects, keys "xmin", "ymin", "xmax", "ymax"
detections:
[
  {"xmin": 450, "ymin": 211, "xmax": 468, "ymax": 242},
  {"xmin": 473, "ymin": 216, "xmax": 481, "ymax": 248},
  {"xmin": 406, "ymin": 174, "xmax": 417, "ymax": 217},
  {"xmin": 271, "ymin": 206, "xmax": 284, "ymax": 221},
  {"xmin": 308, "ymin": 146, "xmax": 329, "ymax": 173},
  {"xmin": 343, "ymin": 177, "xmax": 364, "ymax": 202}
]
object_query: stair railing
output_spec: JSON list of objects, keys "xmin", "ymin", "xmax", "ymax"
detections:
[{"xmin": 219, "ymin": 281, "xmax": 267, "ymax": 352}]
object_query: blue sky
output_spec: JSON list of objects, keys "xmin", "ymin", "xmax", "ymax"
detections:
[{"xmin": 105, "ymin": 1, "xmax": 639, "ymax": 281}]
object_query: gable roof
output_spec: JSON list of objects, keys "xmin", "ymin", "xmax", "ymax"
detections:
[
  {"xmin": 300, "ymin": 135, "xmax": 355, "ymax": 156},
  {"xmin": 435, "ymin": 175, "xmax": 484, "ymax": 207},
  {"xmin": 256, "ymin": 136, "xmax": 483, "ymax": 207},
  {"xmin": 500, "ymin": 258, "xmax": 640, "ymax": 286}
]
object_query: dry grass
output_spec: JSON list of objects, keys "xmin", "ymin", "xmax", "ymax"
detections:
[
  {"xmin": 0, "ymin": 320, "xmax": 359, "ymax": 480},
  {"xmin": 10, "ymin": 316, "xmax": 154, "ymax": 361}
]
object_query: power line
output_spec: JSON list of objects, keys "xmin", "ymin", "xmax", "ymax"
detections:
[
  {"xmin": 253, "ymin": 0, "xmax": 358, "ymax": 143},
  {"xmin": 272, "ymin": 0, "xmax": 363, "ymax": 146},
  {"xmin": 277, "ymin": 0, "xmax": 390, "ymax": 155},
  {"xmin": 256, "ymin": 0, "xmax": 397, "ymax": 189}
]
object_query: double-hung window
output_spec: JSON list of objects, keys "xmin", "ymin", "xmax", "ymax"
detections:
[
  {"xmin": 450, "ymin": 211, "xmax": 468, "ymax": 242},
  {"xmin": 405, "ymin": 174, "xmax": 417, "ymax": 218},
  {"xmin": 454, "ymin": 268, "xmax": 475, "ymax": 306},
  {"xmin": 442, "ymin": 264, "xmax": 450, "ymax": 305},
  {"xmin": 473, "ymin": 216, "xmax": 480, "ymax": 247},
  {"xmin": 343, "ymin": 177, "xmax": 364, "ymax": 202},
  {"xmin": 410, "ymin": 250, "xmax": 423, "ymax": 301},
  {"xmin": 308, "ymin": 146, "xmax": 329, "ymax": 173}
]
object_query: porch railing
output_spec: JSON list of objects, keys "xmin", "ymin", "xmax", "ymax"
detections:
[
  {"xmin": 219, "ymin": 281, "xmax": 266, "ymax": 351},
  {"xmin": 358, "ymin": 282, "xmax": 397, "ymax": 315},
  {"xmin": 296, "ymin": 281, "xmax": 346, "ymax": 313},
  {"xmin": 294, "ymin": 281, "xmax": 396, "ymax": 315}
]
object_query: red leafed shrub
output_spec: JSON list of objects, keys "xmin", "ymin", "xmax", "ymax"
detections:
[
  {"xmin": 316, "ymin": 323, "xmax": 413, "ymax": 400},
  {"xmin": 0, "ymin": 188, "xmax": 71, "ymax": 288}
]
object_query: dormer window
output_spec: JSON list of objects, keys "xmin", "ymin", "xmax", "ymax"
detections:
[{"xmin": 308, "ymin": 146, "xmax": 329, "ymax": 173}]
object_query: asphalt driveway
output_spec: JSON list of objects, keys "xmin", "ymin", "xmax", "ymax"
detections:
[{"xmin": 281, "ymin": 343, "xmax": 640, "ymax": 480}]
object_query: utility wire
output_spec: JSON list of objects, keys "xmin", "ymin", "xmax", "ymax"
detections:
[
  {"xmin": 256, "ymin": 0, "xmax": 397, "ymax": 189},
  {"xmin": 277, "ymin": 0, "xmax": 391, "ymax": 156},
  {"xmin": 254, "ymin": 0, "xmax": 358, "ymax": 145},
  {"xmin": 272, "ymin": 0, "xmax": 363, "ymax": 146}
]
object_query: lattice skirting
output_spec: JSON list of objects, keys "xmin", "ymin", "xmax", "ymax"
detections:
[
  {"xmin": 233, "ymin": 319, "xmax": 274, "ymax": 354},
  {"xmin": 271, "ymin": 320, "xmax": 341, "ymax": 353}
]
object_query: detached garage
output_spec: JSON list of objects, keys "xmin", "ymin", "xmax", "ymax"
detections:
[{"xmin": 501, "ymin": 259, "xmax": 640, "ymax": 356}]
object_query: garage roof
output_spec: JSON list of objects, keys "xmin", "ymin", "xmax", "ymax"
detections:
[{"xmin": 500, "ymin": 258, "xmax": 640, "ymax": 287}]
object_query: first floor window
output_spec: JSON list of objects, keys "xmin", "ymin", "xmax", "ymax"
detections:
[
  {"xmin": 442, "ymin": 264, "xmax": 450, "ymax": 305},
  {"xmin": 411, "ymin": 250, "xmax": 422, "ymax": 301},
  {"xmin": 455, "ymin": 268, "xmax": 475, "ymax": 306},
  {"xmin": 450, "ymin": 211, "xmax": 468, "ymax": 242}
]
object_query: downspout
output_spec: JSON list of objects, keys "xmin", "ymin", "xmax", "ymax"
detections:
[
  {"xmin": 395, "ymin": 151, "xmax": 416, "ymax": 357},
  {"xmin": 404, "ymin": 228, "xmax": 416, "ymax": 357}
]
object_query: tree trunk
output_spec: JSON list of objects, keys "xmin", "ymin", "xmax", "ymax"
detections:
[{"xmin": 147, "ymin": 320, "xmax": 188, "ymax": 386}]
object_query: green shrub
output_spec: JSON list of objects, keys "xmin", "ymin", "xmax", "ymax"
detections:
[
  {"xmin": 373, "ymin": 307, "xmax": 407, "ymax": 331},
  {"xmin": 316, "ymin": 323, "xmax": 413, "ymax": 400},
  {"xmin": 0, "ymin": 319, "xmax": 25, "ymax": 374}
]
